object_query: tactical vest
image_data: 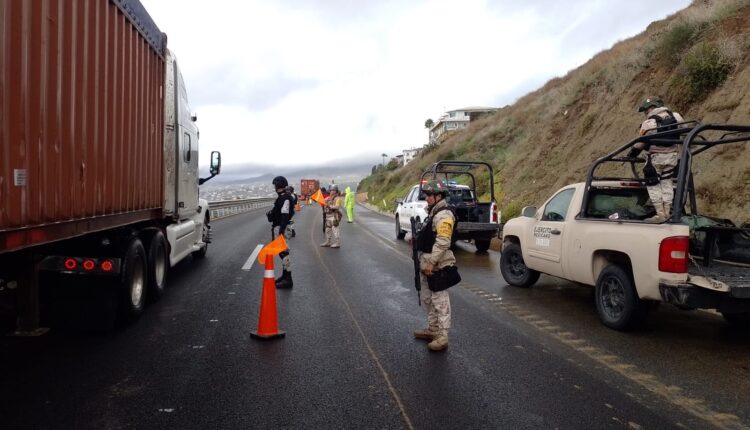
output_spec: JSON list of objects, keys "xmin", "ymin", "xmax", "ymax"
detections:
[{"xmin": 416, "ymin": 207, "xmax": 455, "ymax": 253}]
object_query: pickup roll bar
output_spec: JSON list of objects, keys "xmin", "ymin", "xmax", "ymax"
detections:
[
  {"xmin": 582, "ymin": 123, "xmax": 750, "ymax": 222},
  {"xmin": 421, "ymin": 160, "xmax": 496, "ymax": 202}
]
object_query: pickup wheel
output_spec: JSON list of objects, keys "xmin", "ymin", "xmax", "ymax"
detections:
[
  {"xmin": 395, "ymin": 215, "xmax": 406, "ymax": 240},
  {"xmin": 500, "ymin": 242, "xmax": 540, "ymax": 288},
  {"xmin": 475, "ymin": 239, "xmax": 491, "ymax": 253},
  {"xmin": 595, "ymin": 264, "xmax": 648, "ymax": 331},
  {"xmin": 118, "ymin": 237, "xmax": 148, "ymax": 324}
]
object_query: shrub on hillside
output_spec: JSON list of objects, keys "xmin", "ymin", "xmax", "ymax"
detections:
[
  {"xmin": 501, "ymin": 200, "xmax": 523, "ymax": 222},
  {"xmin": 654, "ymin": 20, "xmax": 704, "ymax": 64},
  {"xmin": 672, "ymin": 42, "xmax": 734, "ymax": 101}
]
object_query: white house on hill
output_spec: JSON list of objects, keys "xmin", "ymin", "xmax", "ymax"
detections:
[{"xmin": 429, "ymin": 106, "xmax": 499, "ymax": 144}]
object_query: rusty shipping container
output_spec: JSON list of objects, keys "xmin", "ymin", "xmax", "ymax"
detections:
[
  {"xmin": 300, "ymin": 179, "xmax": 320, "ymax": 201},
  {"xmin": 0, "ymin": 0, "xmax": 166, "ymax": 253}
]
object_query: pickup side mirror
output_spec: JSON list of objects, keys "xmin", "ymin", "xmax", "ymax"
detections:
[
  {"xmin": 395, "ymin": 198, "xmax": 403, "ymax": 205},
  {"xmin": 210, "ymin": 151, "xmax": 221, "ymax": 175},
  {"xmin": 521, "ymin": 206, "xmax": 537, "ymax": 218}
]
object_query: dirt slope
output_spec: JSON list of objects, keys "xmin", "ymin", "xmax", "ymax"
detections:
[{"xmin": 361, "ymin": 0, "xmax": 750, "ymax": 223}]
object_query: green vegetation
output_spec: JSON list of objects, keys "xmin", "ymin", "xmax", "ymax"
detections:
[
  {"xmin": 680, "ymin": 42, "xmax": 734, "ymax": 100},
  {"xmin": 654, "ymin": 20, "xmax": 705, "ymax": 64}
]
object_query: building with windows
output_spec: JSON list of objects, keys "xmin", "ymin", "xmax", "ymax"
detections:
[
  {"xmin": 403, "ymin": 148, "xmax": 419, "ymax": 165},
  {"xmin": 428, "ymin": 106, "xmax": 499, "ymax": 144}
]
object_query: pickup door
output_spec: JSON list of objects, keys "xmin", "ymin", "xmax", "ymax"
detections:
[{"xmin": 526, "ymin": 188, "xmax": 576, "ymax": 277}]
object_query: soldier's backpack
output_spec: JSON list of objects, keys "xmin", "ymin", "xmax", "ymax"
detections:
[{"xmin": 649, "ymin": 110, "xmax": 678, "ymax": 133}]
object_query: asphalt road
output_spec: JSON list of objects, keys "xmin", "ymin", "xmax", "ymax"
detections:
[{"xmin": 1, "ymin": 203, "xmax": 749, "ymax": 429}]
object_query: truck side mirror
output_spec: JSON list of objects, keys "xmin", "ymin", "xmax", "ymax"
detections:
[
  {"xmin": 395, "ymin": 198, "xmax": 403, "ymax": 204},
  {"xmin": 210, "ymin": 151, "xmax": 221, "ymax": 175},
  {"xmin": 521, "ymin": 206, "xmax": 537, "ymax": 217},
  {"xmin": 191, "ymin": 112, "xmax": 198, "ymax": 122}
]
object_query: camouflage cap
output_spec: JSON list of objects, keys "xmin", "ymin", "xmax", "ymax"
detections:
[
  {"xmin": 422, "ymin": 179, "xmax": 448, "ymax": 195},
  {"xmin": 638, "ymin": 97, "xmax": 664, "ymax": 112}
]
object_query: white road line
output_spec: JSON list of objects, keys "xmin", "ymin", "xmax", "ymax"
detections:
[{"xmin": 242, "ymin": 244, "xmax": 264, "ymax": 271}]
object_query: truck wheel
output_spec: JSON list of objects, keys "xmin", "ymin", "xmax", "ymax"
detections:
[
  {"xmin": 475, "ymin": 239, "xmax": 491, "ymax": 253},
  {"xmin": 119, "ymin": 237, "xmax": 147, "ymax": 323},
  {"xmin": 595, "ymin": 264, "xmax": 648, "ymax": 330},
  {"xmin": 721, "ymin": 312, "xmax": 750, "ymax": 327},
  {"xmin": 193, "ymin": 215, "xmax": 209, "ymax": 259},
  {"xmin": 145, "ymin": 230, "xmax": 169, "ymax": 301},
  {"xmin": 395, "ymin": 215, "xmax": 406, "ymax": 240},
  {"xmin": 500, "ymin": 242, "xmax": 540, "ymax": 288}
]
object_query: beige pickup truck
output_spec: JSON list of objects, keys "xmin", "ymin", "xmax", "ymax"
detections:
[{"xmin": 501, "ymin": 123, "xmax": 750, "ymax": 330}]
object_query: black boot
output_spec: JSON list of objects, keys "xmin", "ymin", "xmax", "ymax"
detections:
[{"xmin": 276, "ymin": 270, "xmax": 293, "ymax": 288}]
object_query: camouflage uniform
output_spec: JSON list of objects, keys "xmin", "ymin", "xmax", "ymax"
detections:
[
  {"xmin": 417, "ymin": 198, "xmax": 456, "ymax": 350},
  {"xmin": 322, "ymin": 191, "xmax": 343, "ymax": 248},
  {"xmin": 634, "ymin": 103, "xmax": 686, "ymax": 221}
]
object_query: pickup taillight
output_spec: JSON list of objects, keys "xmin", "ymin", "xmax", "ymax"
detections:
[
  {"xmin": 658, "ymin": 236, "xmax": 689, "ymax": 273},
  {"xmin": 491, "ymin": 202, "xmax": 498, "ymax": 223}
]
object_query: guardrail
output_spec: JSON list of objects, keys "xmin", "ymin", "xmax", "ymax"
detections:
[{"xmin": 207, "ymin": 197, "xmax": 276, "ymax": 220}]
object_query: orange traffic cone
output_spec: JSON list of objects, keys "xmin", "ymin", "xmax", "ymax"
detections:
[
  {"xmin": 295, "ymin": 201, "xmax": 301, "ymax": 211},
  {"xmin": 250, "ymin": 254, "xmax": 286, "ymax": 339}
]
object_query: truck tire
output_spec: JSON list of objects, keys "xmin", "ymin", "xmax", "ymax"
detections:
[
  {"xmin": 475, "ymin": 239, "xmax": 491, "ymax": 253},
  {"xmin": 119, "ymin": 237, "xmax": 148, "ymax": 324},
  {"xmin": 145, "ymin": 230, "xmax": 169, "ymax": 301},
  {"xmin": 193, "ymin": 215, "xmax": 210, "ymax": 259},
  {"xmin": 395, "ymin": 215, "xmax": 406, "ymax": 240},
  {"xmin": 595, "ymin": 264, "xmax": 648, "ymax": 331},
  {"xmin": 721, "ymin": 311, "xmax": 750, "ymax": 327},
  {"xmin": 500, "ymin": 242, "xmax": 540, "ymax": 288}
]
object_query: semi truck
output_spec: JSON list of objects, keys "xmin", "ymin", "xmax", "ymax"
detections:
[
  {"xmin": 300, "ymin": 179, "xmax": 321, "ymax": 201},
  {"xmin": 0, "ymin": 0, "xmax": 220, "ymax": 333}
]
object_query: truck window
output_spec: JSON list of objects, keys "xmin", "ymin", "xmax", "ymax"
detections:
[
  {"xmin": 586, "ymin": 187, "xmax": 654, "ymax": 219},
  {"xmin": 406, "ymin": 187, "xmax": 417, "ymax": 203},
  {"xmin": 542, "ymin": 188, "xmax": 575, "ymax": 222}
]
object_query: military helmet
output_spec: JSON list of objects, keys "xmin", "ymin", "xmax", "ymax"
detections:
[
  {"xmin": 638, "ymin": 97, "xmax": 664, "ymax": 113},
  {"xmin": 422, "ymin": 179, "xmax": 448, "ymax": 195},
  {"xmin": 272, "ymin": 176, "xmax": 288, "ymax": 189},
  {"xmin": 329, "ymin": 184, "xmax": 339, "ymax": 192}
]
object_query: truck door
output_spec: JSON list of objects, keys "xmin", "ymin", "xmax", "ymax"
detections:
[
  {"xmin": 175, "ymin": 67, "xmax": 199, "ymax": 219},
  {"xmin": 527, "ymin": 188, "xmax": 575, "ymax": 277}
]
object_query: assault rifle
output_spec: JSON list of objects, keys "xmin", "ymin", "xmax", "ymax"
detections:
[{"xmin": 409, "ymin": 216, "xmax": 421, "ymax": 306}]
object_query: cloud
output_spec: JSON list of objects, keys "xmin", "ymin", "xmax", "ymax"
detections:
[{"xmin": 141, "ymin": 0, "xmax": 691, "ymax": 168}]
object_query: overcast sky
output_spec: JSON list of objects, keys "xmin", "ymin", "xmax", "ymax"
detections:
[{"xmin": 140, "ymin": 0, "xmax": 691, "ymax": 170}]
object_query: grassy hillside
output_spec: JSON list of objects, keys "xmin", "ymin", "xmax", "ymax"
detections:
[{"xmin": 360, "ymin": 0, "xmax": 750, "ymax": 223}]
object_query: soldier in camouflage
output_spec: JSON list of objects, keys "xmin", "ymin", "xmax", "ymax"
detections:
[
  {"xmin": 321, "ymin": 185, "xmax": 343, "ymax": 248},
  {"xmin": 413, "ymin": 180, "xmax": 457, "ymax": 351},
  {"xmin": 628, "ymin": 97, "xmax": 687, "ymax": 222}
]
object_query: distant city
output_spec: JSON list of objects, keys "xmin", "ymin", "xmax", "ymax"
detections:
[{"xmin": 199, "ymin": 175, "xmax": 365, "ymax": 202}]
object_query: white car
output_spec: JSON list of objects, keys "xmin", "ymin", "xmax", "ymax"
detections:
[
  {"xmin": 394, "ymin": 183, "xmax": 474, "ymax": 239},
  {"xmin": 395, "ymin": 185, "xmax": 429, "ymax": 239}
]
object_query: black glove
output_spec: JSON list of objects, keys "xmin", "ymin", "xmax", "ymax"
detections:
[{"xmin": 626, "ymin": 147, "xmax": 641, "ymax": 159}]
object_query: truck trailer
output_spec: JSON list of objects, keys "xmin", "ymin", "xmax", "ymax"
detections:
[
  {"xmin": 300, "ymin": 179, "xmax": 321, "ymax": 202},
  {"xmin": 0, "ymin": 0, "xmax": 220, "ymax": 333}
]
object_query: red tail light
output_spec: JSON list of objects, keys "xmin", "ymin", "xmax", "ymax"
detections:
[
  {"xmin": 491, "ymin": 203, "xmax": 498, "ymax": 223},
  {"xmin": 659, "ymin": 236, "xmax": 689, "ymax": 273},
  {"xmin": 101, "ymin": 260, "xmax": 113, "ymax": 272},
  {"xmin": 83, "ymin": 260, "xmax": 96, "ymax": 271},
  {"xmin": 64, "ymin": 259, "xmax": 77, "ymax": 270}
]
